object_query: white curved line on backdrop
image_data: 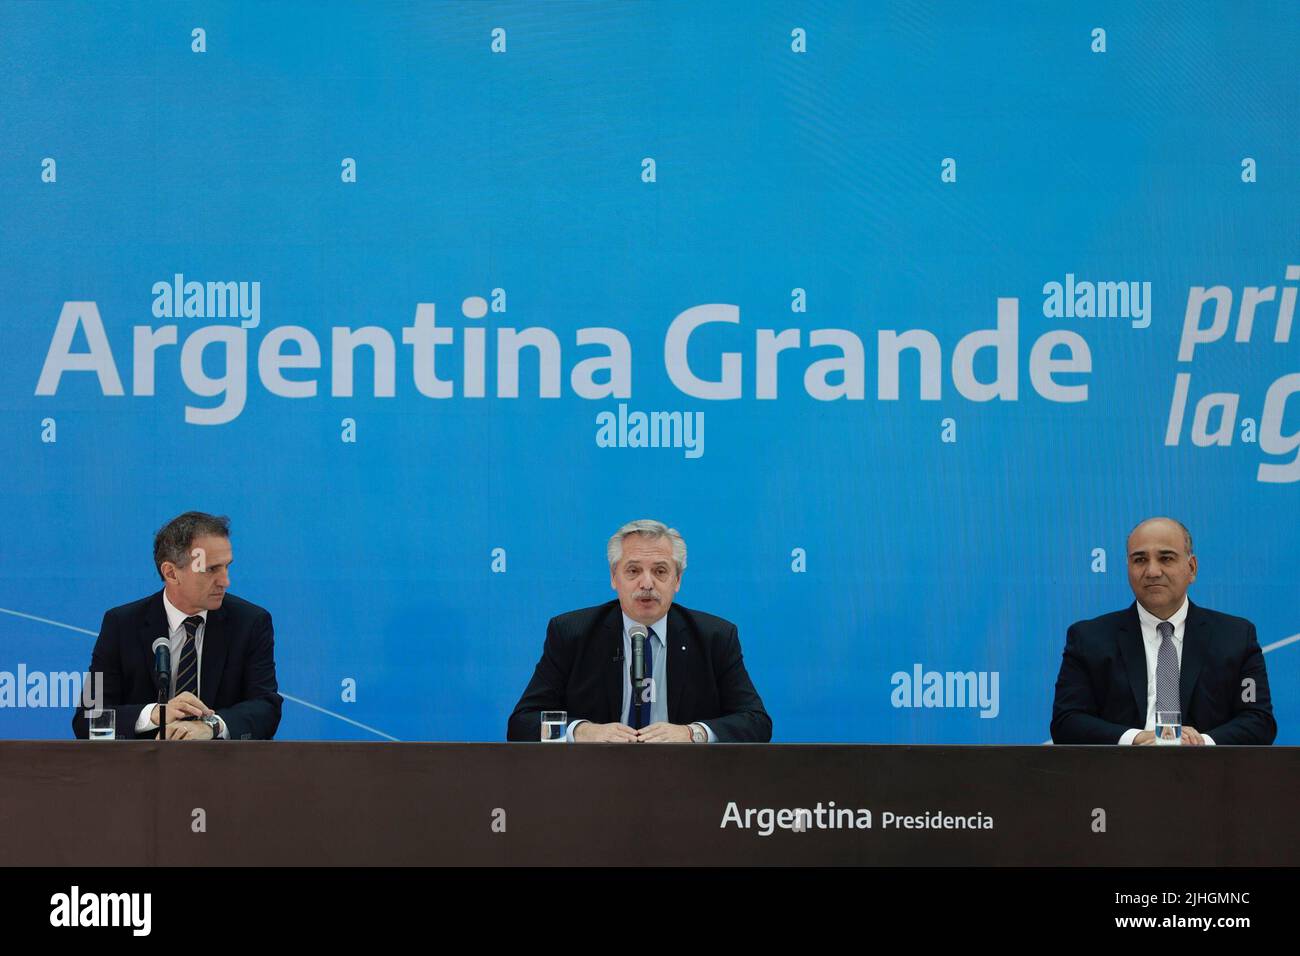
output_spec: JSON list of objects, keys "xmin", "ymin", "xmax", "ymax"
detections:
[
  {"xmin": 1262, "ymin": 632, "xmax": 1300, "ymax": 653},
  {"xmin": 0, "ymin": 606, "xmax": 401, "ymax": 742},
  {"xmin": 0, "ymin": 608, "xmax": 97, "ymax": 636},
  {"xmin": 277, "ymin": 693, "xmax": 400, "ymax": 741}
]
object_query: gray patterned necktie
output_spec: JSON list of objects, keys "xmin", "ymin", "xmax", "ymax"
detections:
[{"xmin": 1154, "ymin": 621, "xmax": 1179, "ymax": 715}]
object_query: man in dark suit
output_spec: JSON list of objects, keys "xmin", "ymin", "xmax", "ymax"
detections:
[
  {"xmin": 508, "ymin": 519, "xmax": 771, "ymax": 743},
  {"xmin": 71, "ymin": 511, "xmax": 281, "ymax": 740},
  {"xmin": 1051, "ymin": 517, "xmax": 1274, "ymax": 746}
]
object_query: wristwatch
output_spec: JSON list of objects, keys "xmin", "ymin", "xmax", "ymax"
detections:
[
  {"xmin": 201, "ymin": 715, "xmax": 222, "ymax": 739},
  {"xmin": 689, "ymin": 723, "xmax": 708, "ymax": 743}
]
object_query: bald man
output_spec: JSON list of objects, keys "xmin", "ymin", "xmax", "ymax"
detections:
[{"xmin": 1050, "ymin": 517, "xmax": 1275, "ymax": 746}]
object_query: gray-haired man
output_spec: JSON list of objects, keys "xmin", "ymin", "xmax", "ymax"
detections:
[{"xmin": 507, "ymin": 519, "xmax": 772, "ymax": 743}]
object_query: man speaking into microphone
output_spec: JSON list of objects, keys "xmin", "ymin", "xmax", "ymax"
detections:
[{"xmin": 507, "ymin": 519, "xmax": 771, "ymax": 743}]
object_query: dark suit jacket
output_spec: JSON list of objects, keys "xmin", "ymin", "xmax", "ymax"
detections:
[
  {"xmin": 71, "ymin": 590, "xmax": 282, "ymax": 740},
  {"xmin": 1050, "ymin": 601, "xmax": 1275, "ymax": 745},
  {"xmin": 507, "ymin": 600, "xmax": 772, "ymax": 742}
]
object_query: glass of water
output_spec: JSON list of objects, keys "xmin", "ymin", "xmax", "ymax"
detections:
[
  {"xmin": 1155, "ymin": 710, "xmax": 1182, "ymax": 745},
  {"xmin": 540, "ymin": 710, "xmax": 567, "ymax": 742},
  {"xmin": 87, "ymin": 709, "xmax": 115, "ymax": 740}
]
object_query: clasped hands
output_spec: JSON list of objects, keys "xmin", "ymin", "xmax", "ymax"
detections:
[
  {"xmin": 573, "ymin": 721, "xmax": 692, "ymax": 743},
  {"xmin": 1134, "ymin": 726, "xmax": 1206, "ymax": 746},
  {"xmin": 151, "ymin": 691, "xmax": 217, "ymax": 740}
]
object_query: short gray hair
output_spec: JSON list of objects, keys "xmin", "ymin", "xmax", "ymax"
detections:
[
  {"xmin": 1128, "ymin": 516, "xmax": 1193, "ymax": 556},
  {"xmin": 154, "ymin": 511, "xmax": 230, "ymax": 580},
  {"xmin": 607, "ymin": 519, "xmax": 687, "ymax": 574}
]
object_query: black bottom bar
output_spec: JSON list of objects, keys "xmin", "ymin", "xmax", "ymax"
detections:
[{"xmin": 1, "ymin": 866, "xmax": 1290, "ymax": 942}]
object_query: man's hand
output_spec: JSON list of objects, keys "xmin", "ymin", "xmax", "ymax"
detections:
[
  {"xmin": 573, "ymin": 722, "xmax": 637, "ymax": 743},
  {"xmin": 636, "ymin": 722, "xmax": 692, "ymax": 743},
  {"xmin": 151, "ymin": 692, "xmax": 213, "ymax": 726},
  {"xmin": 164, "ymin": 719, "xmax": 214, "ymax": 741},
  {"xmin": 1135, "ymin": 727, "xmax": 1206, "ymax": 745}
]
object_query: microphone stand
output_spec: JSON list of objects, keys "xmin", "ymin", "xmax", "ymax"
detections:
[
  {"xmin": 153, "ymin": 639, "xmax": 170, "ymax": 742},
  {"xmin": 631, "ymin": 631, "xmax": 646, "ymax": 732}
]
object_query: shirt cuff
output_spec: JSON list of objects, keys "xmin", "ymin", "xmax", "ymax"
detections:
[
  {"xmin": 136, "ymin": 705, "xmax": 158, "ymax": 733},
  {"xmin": 1118, "ymin": 728, "xmax": 1142, "ymax": 746},
  {"xmin": 697, "ymin": 722, "xmax": 717, "ymax": 743},
  {"xmin": 135, "ymin": 706, "xmax": 226, "ymax": 739},
  {"xmin": 565, "ymin": 718, "xmax": 588, "ymax": 742},
  {"xmin": 1202, "ymin": 734, "xmax": 1215, "ymax": 746}
]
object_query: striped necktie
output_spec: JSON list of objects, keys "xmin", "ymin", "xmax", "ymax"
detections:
[{"xmin": 175, "ymin": 615, "xmax": 203, "ymax": 697}]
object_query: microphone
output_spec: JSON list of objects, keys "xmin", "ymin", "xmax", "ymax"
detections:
[
  {"xmin": 151, "ymin": 637, "xmax": 170, "ymax": 739},
  {"xmin": 629, "ymin": 623, "xmax": 647, "ymax": 685},
  {"xmin": 628, "ymin": 623, "xmax": 648, "ymax": 727},
  {"xmin": 152, "ymin": 637, "xmax": 171, "ymax": 684}
]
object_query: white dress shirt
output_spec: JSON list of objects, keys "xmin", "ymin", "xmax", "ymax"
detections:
[
  {"xmin": 566, "ymin": 612, "xmax": 716, "ymax": 742},
  {"xmin": 134, "ymin": 591, "xmax": 229, "ymax": 738},
  {"xmin": 1119, "ymin": 597, "xmax": 1214, "ymax": 745}
]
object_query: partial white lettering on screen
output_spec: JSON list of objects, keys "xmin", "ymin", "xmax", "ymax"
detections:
[{"xmin": 29, "ymin": 267, "xmax": 1300, "ymax": 482}]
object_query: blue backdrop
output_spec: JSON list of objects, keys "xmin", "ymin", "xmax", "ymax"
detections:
[{"xmin": 2, "ymin": 1, "xmax": 1296, "ymax": 743}]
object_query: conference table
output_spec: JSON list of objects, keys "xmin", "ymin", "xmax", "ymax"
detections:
[{"xmin": 1, "ymin": 742, "xmax": 1296, "ymax": 866}]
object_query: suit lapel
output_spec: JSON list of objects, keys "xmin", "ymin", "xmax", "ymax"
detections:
[
  {"xmin": 1118, "ymin": 603, "xmax": 1148, "ymax": 723},
  {"xmin": 1179, "ymin": 601, "xmax": 1206, "ymax": 717},
  {"xmin": 201, "ymin": 603, "xmax": 229, "ymax": 704},
  {"xmin": 667, "ymin": 606, "xmax": 687, "ymax": 722},
  {"xmin": 142, "ymin": 592, "xmax": 170, "ymax": 696},
  {"xmin": 602, "ymin": 605, "xmax": 624, "ymax": 723}
]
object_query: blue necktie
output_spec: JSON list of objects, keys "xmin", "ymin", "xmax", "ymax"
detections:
[{"xmin": 629, "ymin": 628, "xmax": 655, "ymax": 729}]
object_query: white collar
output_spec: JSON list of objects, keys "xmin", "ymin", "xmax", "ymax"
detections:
[
  {"xmin": 621, "ymin": 611, "xmax": 668, "ymax": 642},
  {"xmin": 162, "ymin": 589, "xmax": 208, "ymax": 635},
  {"xmin": 1135, "ymin": 595, "xmax": 1189, "ymax": 637}
]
